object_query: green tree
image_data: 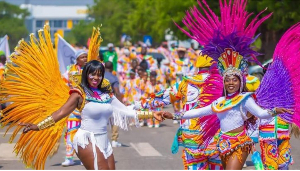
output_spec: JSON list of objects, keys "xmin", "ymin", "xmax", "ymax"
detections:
[
  {"xmin": 247, "ymin": 0, "xmax": 300, "ymax": 61},
  {"xmin": 0, "ymin": 1, "xmax": 29, "ymax": 51},
  {"xmin": 68, "ymin": 0, "xmax": 300, "ymax": 54},
  {"xmin": 65, "ymin": 20, "xmax": 94, "ymax": 46},
  {"xmin": 123, "ymin": 0, "xmax": 220, "ymax": 45},
  {"xmin": 90, "ymin": 0, "xmax": 133, "ymax": 46}
]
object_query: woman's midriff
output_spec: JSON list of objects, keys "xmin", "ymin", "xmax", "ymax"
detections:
[{"xmin": 228, "ymin": 125, "xmax": 244, "ymax": 133}]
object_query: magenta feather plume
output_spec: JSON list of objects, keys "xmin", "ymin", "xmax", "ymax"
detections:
[
  {"xmin": 256, "ymin": 23, "xmax": 300, "ymax": 127},
  {"xmin": 196, "ymin": 65, "xmax": 223, "ymax": 147},
  {"xmin": 174, "ymin": 0, "xmax": 272, "ymax": 63}
]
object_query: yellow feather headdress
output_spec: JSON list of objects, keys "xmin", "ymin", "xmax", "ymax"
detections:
[{"xmin": 87, "ymin": 26, "xmax": 103, "ymax": 62}]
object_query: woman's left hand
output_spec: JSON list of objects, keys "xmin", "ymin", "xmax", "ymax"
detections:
[{"xmin": 275, "ymin": 108, "xmax": 293, "ymax": 114}]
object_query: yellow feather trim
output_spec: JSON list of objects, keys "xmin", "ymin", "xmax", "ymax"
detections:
[
  {"xmin": 87, "ymin": 27, "xmax": 103, "ymax": 62},
  {"xmin": 0, "ymin": 24, "xmax": 69, "ymax": 170}
]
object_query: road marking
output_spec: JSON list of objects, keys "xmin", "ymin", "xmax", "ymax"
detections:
[
  {"xmin": 130, "ymin": 142, "xmax": 162, "ymax": 156},
  {"xmin": 0, "ymin": 143, "xmax": 20, "ymax": 160}
]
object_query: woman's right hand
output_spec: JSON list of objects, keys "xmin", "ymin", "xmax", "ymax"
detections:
[
  {"xmin": 275, "ymin": 108, "xmax": 293, "ymax": 115},
  {"xmin": 153, "ymin": 111, "xmax": 173, "ymax": 121},
  {"xmin": 19, "ymin": 123, "xmax": 39, "ymax": 133}
]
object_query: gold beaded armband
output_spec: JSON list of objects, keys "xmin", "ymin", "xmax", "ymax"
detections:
[
  {"xmin": 137, "ymin": 111, "xmax": 153, "ymax": 120},
  {"xmin": 37, "ymin": 115, "xmax": 56, "ymax": 130}
]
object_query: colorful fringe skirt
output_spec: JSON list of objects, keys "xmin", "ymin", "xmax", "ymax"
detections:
[{"xmin": 217, "ymin": 129, "xmax": 254, "ymax": 164}]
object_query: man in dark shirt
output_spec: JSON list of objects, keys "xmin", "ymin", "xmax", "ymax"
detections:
[{"xmin": 104, "ymin": 61, "xmax": 123, "ymax": 147}]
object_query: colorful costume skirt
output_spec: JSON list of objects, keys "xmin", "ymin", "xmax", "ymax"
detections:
[
  {"xmin": 259, "ymin": 117, "xmax": 293, "ymax": 169},
  {"xmin": 73, "ymin": 128, "xmax": 113, "ymax": 170},
  {"xmin": 176, "ymin": 128, "xmax": 222, "ymax": 170},
  {"xmin": 217, "ymin": 129, "xmax": 254, "ymax": 164}
]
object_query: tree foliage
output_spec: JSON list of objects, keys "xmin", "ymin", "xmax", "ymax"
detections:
[
  {"xmin": 67, "ymin": 0, "xmax": 300, "ymax": 50},
  {"xmin": 0, "ymin": 1, "xmax": 29, "ymax": 51}
]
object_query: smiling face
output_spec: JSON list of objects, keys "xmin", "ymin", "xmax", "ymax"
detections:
[
  {"xmin": 88, "ymin": 70, "xmax": 102, "ymax": 88},
  {"xmin": 224, "ymin": 75, "xmax": 241, "ymax": 94}
]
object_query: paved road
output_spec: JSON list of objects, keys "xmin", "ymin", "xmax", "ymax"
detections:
[{"xmin": 0, "ymin": 107, "xmax": 299, "ymax": 170}]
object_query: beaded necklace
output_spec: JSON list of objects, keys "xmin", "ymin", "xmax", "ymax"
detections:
[{"xmin": 85, "ymin": 87, "xmax": 113, "ymax": 104}]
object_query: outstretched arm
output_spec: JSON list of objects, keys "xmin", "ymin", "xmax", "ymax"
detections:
[
  {"xmin": 181, "ymin": 105, "xmax": 214, "ymax": 119},
  {"xmin": 244, "ymin": 97, "xmax": 292, "ymax": 119},
  {"xmin": 154, "ymin": 105, "xmax": 214, "ymax": 121},
  {"xmin": 20, "ymin": 92, "xmax": 82, "ymax": 133}
]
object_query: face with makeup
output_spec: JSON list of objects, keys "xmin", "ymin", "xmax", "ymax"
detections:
[
  {"xmin": 88, "ymin": 70, "xmax": 102, "ymax": 88},
  {"xmin": 224, "ymin": 75, "xmax": 241, "ymax": 94}
]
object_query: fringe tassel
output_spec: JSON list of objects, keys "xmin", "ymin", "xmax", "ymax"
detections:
[{"xmin": 112, "ymin": 110, "xmax": 139, "ymax": 131}]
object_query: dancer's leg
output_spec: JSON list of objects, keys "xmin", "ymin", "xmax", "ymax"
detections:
[
  {"xmin": 76, "ymin": 142, "xmax": 111, "ymax": 170},
  {"xmin": 223, "ymin": 151, "xmax": 248, "ymax": 170}
]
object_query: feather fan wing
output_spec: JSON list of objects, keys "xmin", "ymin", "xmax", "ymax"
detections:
[
  {"xmin": 0, "ymin": 24, "xmax": 69, "ymax": 169},
  {"xmin": 256, "ymin": 23, "xmax": 300, "ymax": 127}
]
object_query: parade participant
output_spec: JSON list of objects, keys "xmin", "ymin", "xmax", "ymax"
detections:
[
  {"xmin": 169, "ymin": 47, "xmax": 195, "ymax": 85},
  {"xmin": 137, "ymin": 44, "xmax": 157, "ymax": 70},
  {"xmin": 103, "ymin": 43, "xmax": 118, "ymax": 72},
  {"xmin": 123, "ymin": 69, "xmax": 144, "ymax": 106},
  {"xmin": 117, "ymin": 48, "xmax": 131, "ymax": 83},
  {"xmin": 104, "ymin": 61, "xmax": 123, "ymax": 148},
  {"xmin": 155, "ymin": 0, "xmax": 300, "ymax": 170},
  {"xmin": 0, "ymin": 25, "xmax": 165, "ymax": 170},
  {"xmin": 186, "ymin": 43, "xmax": 198, "ymax": 66},
  {"xmin": 61, "ymin": 49, "xmax": 87, "ymax": 166},
  {"xmin": 143, "ymin": 71, "xmax": 165, "ymax": 128},
  {"xmin": 169, "ymin": 47, "xmax": 195, "ymax": 124},
  {"xmin": 136, "ymin": 54, "xmax": 223, "ymax": 169}
]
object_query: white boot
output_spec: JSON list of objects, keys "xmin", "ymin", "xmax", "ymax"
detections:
[{"xmin": 61, "ymin": 158, "xmax": 75, "ymax": 167}]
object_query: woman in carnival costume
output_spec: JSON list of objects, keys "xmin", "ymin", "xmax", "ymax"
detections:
[
  {"xmin": 136, "ymin": 54, "xmax": 224, "ymax": 169},
  {"xmin": 0, "ymin": 25, "xmax": 164, "ymax": 170},
  {"xmin": 154, "ymin": 0, "xmax": 300, "ymax": 169}
]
